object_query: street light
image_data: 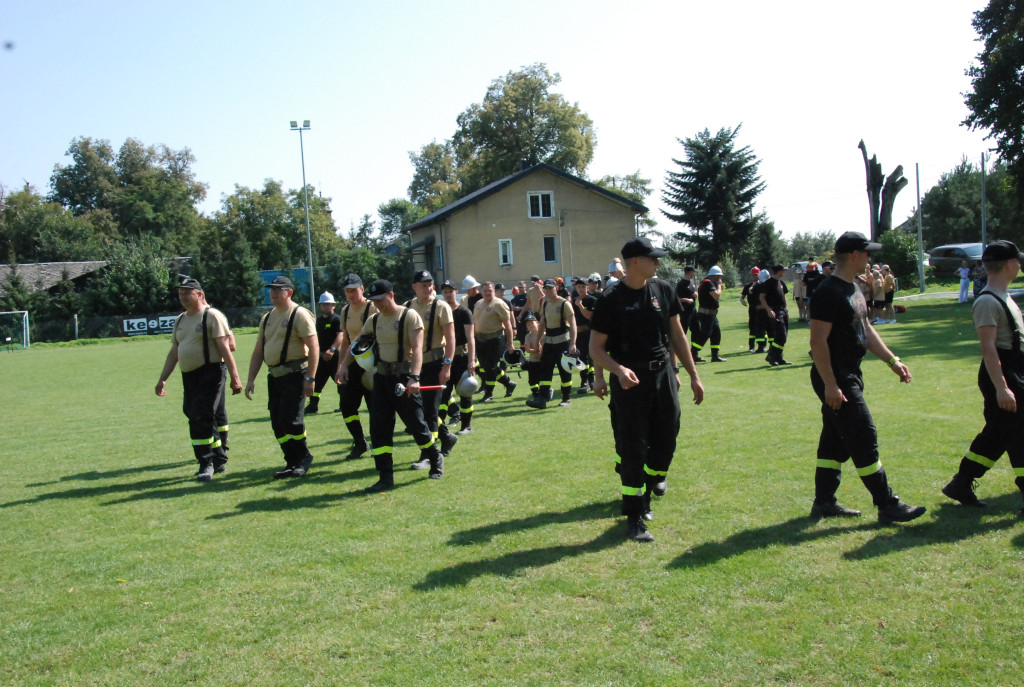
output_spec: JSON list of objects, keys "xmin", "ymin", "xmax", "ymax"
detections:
[{"xmin": 289, "ymin": 119, "xmax": 315, "ymax": 311}]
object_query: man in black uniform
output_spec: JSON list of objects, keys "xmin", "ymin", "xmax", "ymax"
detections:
[
  {"xmin": 244, "ymin": 275, "xmax": 319, "ymax": 479},
  {"xmin": 439, "ymin": 280, "xmax": 477, "ymax": 435},
  {"xmin": 572, "ymin": 277, "xmax": 596, "ymax": 393},
  {"xmin": 739, "ymin": 267, "xmax": 761, "ymax": 352},
  {"xmin": 690, "ymin": 265, "xmax": 727, "ymax": 363},
  {"xmin": 591, "ymin": 237, "xmax": 704, "ymax": 542},
  {"xmin": 527, "ymin": 279, "xmax": 577, "ymax": 408},
  {"xmin": 803, "ymin": 261, "xmax": 824, "ymax": 309},
  {"xmin": 760, "ymin": 264, "xmax": 792, "ymax": 366},
  {"xmin": 306, "ymin": 291, "xmax": 344, "ymax": 414},
  {"xmin": 808, "ymin": 231, "xmax": 925, "ymax": 523},
  {"xmin": 675, "ymin": 266, "xmax": 698, "ymax": 336}
]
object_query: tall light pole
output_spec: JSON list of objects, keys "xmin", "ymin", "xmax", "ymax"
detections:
[{"xmin": 290, "ymin": 120, "xmax": 315, "ymax": 311}]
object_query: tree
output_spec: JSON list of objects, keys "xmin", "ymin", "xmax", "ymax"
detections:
[
  {"xmin": 88, "ymin": 236, "xmax": 174, "ymax": 315},
  {"xmin": 408, "ymin": 141, "xmax": 460, "ymax": 212},
  {"xmin": 662, "ymin": 125, "xmax": 766, "ymax": 266},
  {"xmin": 735, "ymin": 214, "xmax": 788, "ymax": 271},
  {"xmin": 191, "ymin": 223, "xmax": 265, "ymax": 309},
  {"xmin": 593, "ymin": 171, "xmax": 655, "ymax": 228},
  {"xmin": 963, "ymin": 0, "xmax": 1024, "ymax": 190},
  {"xmin": 788, "ymin": 230, "xmax": 837, "ymax": 262},
  {"xmin": 452, "ymin": 63, "xmax": 596, "ymax": 194},
  {"xmin": 877, "ymin": 229, "xmax": 921, "ymax": 289},
  {"xmin": 377, "ymin": 198, "xmax": 426, "ymax": 246},
  {"xmin": 0, "ymin": 185, "xmax": 104, "ymax": 263}
]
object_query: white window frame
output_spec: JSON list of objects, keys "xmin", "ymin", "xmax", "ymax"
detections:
[
  {"xmin": 527, "ymin": 191, "xmax": 554, "ymax": 219},
  {"xmin": 498, "ymin": 238, "xmax": 513, "ymax": 266},
  {"xmin": 543, "ymin": 235, "xmax": 558, "ymax": 263}
]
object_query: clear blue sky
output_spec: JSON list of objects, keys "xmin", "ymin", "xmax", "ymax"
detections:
[{"xmin": 1, "ymin": 0, "xmax": 992, "ymax": 242}]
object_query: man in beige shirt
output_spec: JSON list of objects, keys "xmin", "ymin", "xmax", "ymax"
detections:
[
  {"xmin": 244, "ymin": 275, "xmax": 318, "ymax": 479},
  {"xmin": 335, "ymin": 273, "xmax": 376, "ymax": 460},
  {"xmin": 156, "ymin": 276, "xmax": 242, "ymax": 482},
  {"xmin": 527, "ymin": 278, "xmax": 578, "ymax": 409},
  {"xmin": 473, "ymin": 281, "xmax": 517, "ymax": 402}
]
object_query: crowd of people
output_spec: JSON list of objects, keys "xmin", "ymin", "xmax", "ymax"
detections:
[{"xmin": 154, "ymin": 233, "xmax": 1024, "ymax": 542}]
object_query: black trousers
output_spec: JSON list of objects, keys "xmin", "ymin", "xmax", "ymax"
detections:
[
  {"xmin": 690, "ymin": 312, "xmax": 721, "ymax": 353},
  {"xmin": 810, "ymin": 365, "xmax": 892, "ymax": 505},
  {"xmin": 420, "ymin": 359, "xmax": 453, "ymax": 442},
  {"xmin": 754, "ymin": 309, "xmax": 769, "ymax": 346},
  {"xmin": 310, "ymin": 351, "xmax": 341, "ymax": 408},
  {"xmin": 538, "ymin": 339, "xmax": 572, "ymax": 399},
  {"xmin": 439, "ymin": 354, "xmax": 473, "ymax": 424},
  {"xmin": 767, "ymin": 309, "xmax": 789, "ymax": 352},
  {"xmin": 181, "ymin": 363, "xmax": 227, "ymax": 466},
  {"xmin": 339, "ymin": 360, "xmax": 372, "ymax": 449},
  {"xmin": 680, "ymin": 307, "xmax": 695, "ymax": 336},
  {"xmin": 267, "ymin": 370, "xmax": 310, "ymax": 467},
  {"xmin": 369, "ymin": 372, "xmax": 437, "ymax": 478},
  {"xmin": 477, "ymin": 336, "xmax": 510, "ymax": 396},
  {"xmin": 965, "ymin": 352, "xmax": 1024, "ymax": 474},
  {"xmin": 610, "ymin": 364, "xmax": 680, "ymax": 516}
]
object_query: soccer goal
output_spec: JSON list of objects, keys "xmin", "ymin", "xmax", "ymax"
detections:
[{"xmin": 0, "ymin": 311, "xmax": 30, "ymax": 349}]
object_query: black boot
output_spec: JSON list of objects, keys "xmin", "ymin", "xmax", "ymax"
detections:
[
  {"xmin": 942, "ymin": 471, "xmax": 987, "ymax": 507},
  {"xmin": 691, "ymin": 346, "xmax": 705, "ymax": 363},
  {"xmin": 626, "ymin": 514, "xmax": 654, "ymax": 542}
]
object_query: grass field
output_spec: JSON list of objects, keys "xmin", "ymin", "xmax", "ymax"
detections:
[{"xmin": 2, "ymin": 293, "xmax": 1023, "ymax": 686}]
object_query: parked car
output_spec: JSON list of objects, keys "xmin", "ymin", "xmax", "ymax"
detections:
[{"xmin": 928, "ymin": 243, "xmax": 984, "ymax": 274}]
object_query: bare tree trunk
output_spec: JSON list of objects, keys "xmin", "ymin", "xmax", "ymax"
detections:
[{"xmin": 858, "ymin": 140, "xmax": 906, "ymax": 241}]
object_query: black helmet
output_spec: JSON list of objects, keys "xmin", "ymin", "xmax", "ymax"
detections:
[{"xmin": 503, "ymin": 349, "xmax": 526, "ymax": 366}]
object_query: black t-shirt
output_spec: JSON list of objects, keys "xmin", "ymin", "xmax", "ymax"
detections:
[
  {"xmin": 809, "ymin": 275, "xmax": 869, "ymax": 367},
  {"xmin": 315, "ymin": 312, "xmax": 343, "ymax": 352},
  {"xmin": 741, "ymin": 280, "xmax": 758, "ymax": 312},
  {"xmin": 451, "ymin": 305, "xmax": 473, "ymax": 347},
  {"xmin": 675, "ymin": 277, "xmax": 696, "ymax": 312},
  {"xmin": 762, "ymin": 277, "xmax": 788, "ymax": 311},
  {"xmin": 572, "ymin": 293, "xmax": 597, "ymax": 326},
  {"xmin": 591, "ymin": 278, "xmax": 681, "ymax": 362},
  {"xmin": 510, "ymin": 293, "xmax": 527, "ymax": 311},
  {"xmin": 697, "ymin": 279, "xmax": 719, "ymax": 310},
  {"xmin": 804, "ymin": 271, "xmax": 824, "ymax": 299}
]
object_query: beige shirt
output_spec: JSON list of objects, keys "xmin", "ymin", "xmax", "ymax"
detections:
[
  {"xmin": 974, "ymin": 287, "xmax": 1024, "ymax": 351},
  {"xmin": 175, "ymin": 307, "xmax": 230, "ymax": 373},
  {"xmin": 473, "ymin": 298, "xmax": 511, "ymax": 335},
  {"xmin": 406, "ymin": 296, "xmax": 453, "ymax": 351},
  {"xmin": 342, "ymin": 300, "xmax": 376, "ymax": 342},
  {"xmin": 541, "ymin": 299, "xmax": 573, "ymax": 330},
  {"xmin": 260, "ymin": 304, "xmax": 316, "ymax": 366},
  {"xmin": 359, "ymin": 306, "xmax": 424, "ymax": 363}
]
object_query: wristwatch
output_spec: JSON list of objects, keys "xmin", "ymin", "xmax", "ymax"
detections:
[
  {"xmin": 408, "ymin": 374, "xmax": 421, "ymax": 382},
  {"xmin": 329, "ymin": 347, "xmax": 336, "ymax": 353},
  {"xmin": 442, "ymin": 357, "xmax": 452, "ymax": 366},
  {"xmin": 304, "ymin": 376, "xmax": 315, "ymax": 383}
]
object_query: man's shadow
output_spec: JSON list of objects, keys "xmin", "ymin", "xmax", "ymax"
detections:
[{"xmin": 414, "ymin": 500, "xmax": 621, "ymax": 590}]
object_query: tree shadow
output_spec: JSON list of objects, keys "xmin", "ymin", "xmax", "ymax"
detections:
[
  {"xmin": 414, "ymin": 522, "xmax": 622, "ymax": 590},
  {"xmin": 667, "ymin": 515, "xmax": 878, "ymax": 569},
  {"xmin": 24, "ymin": 461, "xmax": 186, "ymax": 487},
  {"xmin": 842, "ymin": 493, "xmax": 1024, "ymax": 560}
]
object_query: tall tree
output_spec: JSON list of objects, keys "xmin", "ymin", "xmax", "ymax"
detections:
[
  {"xmin": 0, "ymin": 185, "xmax": 104, "ymax": 262},
  {"xmin": 963, "ymin": 0, "xmax": 1024, "ymax": 190},
  {"xmin": 452, "ymin": 63, "xmax": 596, "ymax": 194},
  {"xmin": 662, "ymin": 125, "xmax": 766, "ymax": 266},
  {"xmin": 377, "ymin": 198, "xmax": 426, "ymax": 245},
  {"xmin": 408, "ymin": 141, "xmax": 460, "ymax": 212},
  {"xmin": 87, "ymin": 235, "xmax": 174, "ymax": 316},
  {"xmin": 594, "ymin": 171, "xmax": 655, "ymax": 228}
]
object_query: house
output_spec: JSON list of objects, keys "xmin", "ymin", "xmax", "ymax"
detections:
[
  {"xmin": 0, "ymin": 261, "xmax": 108, "ymax": 296},
  {"xmin": 403, "ymin": 164, "xmax": 648, "ymax": 286}
]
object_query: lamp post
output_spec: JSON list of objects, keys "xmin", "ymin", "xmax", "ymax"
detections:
[{"xmin": 289, "ymin": 119, "xmax": 315, "ymax": 311}]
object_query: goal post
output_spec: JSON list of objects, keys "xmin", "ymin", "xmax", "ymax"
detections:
[{"xmin": 0, "ymin": 311, "xmax": 30, "ymax": 349}]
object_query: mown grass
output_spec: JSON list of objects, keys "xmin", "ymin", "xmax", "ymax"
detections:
[{"xmin": 1, "ymin": 295, "xmax": 1022, "ymax": 686}]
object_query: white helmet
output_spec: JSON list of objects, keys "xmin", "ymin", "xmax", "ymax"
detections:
[
  {"xmin": 707, "ymin": 265, "xmax": 724, "ymax": 277},
  {"xmin": 560, "ymin": 352, "xmax": 586, "ymax": 373},
  {"xmin": 758, "ymin": 269, "xmax": 770, "ymax": 283},
  {"xmin": 455, "ymin": 369, "xmax": 481, "ymax": 397},
  {"xmin": 318, "ymin": 291, "xmax": 336, "ymax": 304},
  {"xmin": 350, "ymin": 335, "xmax": 377, "ymax": 372},
  {"xmin": 462, "ymin": 275, "xmax": 481, "ymax": 290}
]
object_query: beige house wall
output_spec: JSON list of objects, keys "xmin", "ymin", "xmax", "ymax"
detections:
[{"xmin": 409, "ymin": 169, "xmax": 639, "ymax": 286}]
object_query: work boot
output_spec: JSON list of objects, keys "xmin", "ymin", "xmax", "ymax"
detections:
[
  {"xmin": 878, "ymin": 496, "xmax": 926, "ymax": 524},
  {"xmin": 273, "ymin": 466, "xmax": 295, "ymax": 480},
  {"xmin": 525, "ymin": 395, "xmax": 547, "ymax": 410},
  {"xmin": 942, "ymin": 472, "xmax": 987, "ymax": 507},
  {"xmin": 456, "ymin": 425, "xmax": 473, "ymax": 436},
  {"xmin": 691, "ymin": 347, "xmax": 705, "ymax": 363},
  {"xmin": 642, "ymin": 491, "xmax": 654, "ymax": 521},
  {"xmin": 345, "ymin": 442, "xmax": 369, "ymax": 461},
  {"xmin": 810, "ymin": 500, "xmax": 861, "ymax": 518},
  {"xmin": 429, "ymin": 451, "xmax": 444, "ymax": 479},
  {"xmin": 410, "ymin": 454, "xmax": 431, "ymax": 470},
  {"xmin": 304, "ymin": 399, "xmax": 319, "ymax": 414},
  {"xmin": 503, "ymin": 380, "xmax": 517, "ymax": 397},
  {"xmin": 626, "ymin": 515, "xmax": 654, "ymax": 542},
  {"xmin": 447, "ymin": 408, "xmax": 461, "ymax": 425},
  {"xmin": 196, "ymin": 462, "xmax": 214, "ymax": 482},
  {"xmin": 365, "ymin": 478, "xmax": 394, "ymax": 493},
  {"xmin": 711, "ymin": 353, "xmax": 728, "ymax": 362},
  {"xmin": 291, "ymin": 454, "xmax": 313, "ymax": 477},
  {"xmin": 775, "ymin": 356, "xmax": 792, "ymax": 366},
  {"xmin": 756, "ymin": 345, "xmax": 766, "ymax": 353},
  {"xmin": 651, "ymin": 480, "xmax": 668, "ymax": 497},
  {"xmin": 440, "ymin": 432, "xmax": 458, "ymax": 457}
]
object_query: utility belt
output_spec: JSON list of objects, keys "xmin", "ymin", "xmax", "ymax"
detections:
[
  {"xmin": 698, "ymin": 307, "xmax": 719, "ymax": 316},
  {"xmin": 268, "ymin": 359, "xmax": 307, "ymax": 377},
  {"xmin": 376, "ymin": 359, "xmax": 412, "ymax": 376},
  {"xmin": 476, "ymin": 330, "xmax": 503, "ymax": 342},
  {"xmin": 617, "ymin": 355, "xmax": 670, "ymax": 372},
  {"xmin": 453, "ymin": 343, "xmax": 467, "ymax": 357},
  {"xmin": 422, "ymin": 347, "xmax": 446, "ymax": 364},
  {"xmin": 544, "ymin": 332, "xmax": 570, "ymax": 344}
]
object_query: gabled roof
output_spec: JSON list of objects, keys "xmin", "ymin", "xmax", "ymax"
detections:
[
  {"xmin": 404, "ymin": 163, "xmax": 649, "ymax": 232},
  {"xmin": 0, "ymin": 261, "xmax": 108, "ymax": 295}
]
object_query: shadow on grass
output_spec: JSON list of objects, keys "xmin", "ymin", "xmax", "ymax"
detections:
[
  {"xmin": 415, "ymin": 520, "xmax": 622, "ymax": 590},
  {"xmin": 842, "ymin": 493, "xmax": 1024, "ymax": 559},
  {"xmin": 667, "ymin": 515, "xmax": 878, "ymax": 569},
  {"xmin": 24, "ymin": 461, "xmax": 186, "ymax": 487},
  {"xmin": 448, "ymin": 499, "xmax": 619, "ymax": 546},
  {"xmin": 881, "ymin": 302, "xmax": 979, "ymax": 361}
]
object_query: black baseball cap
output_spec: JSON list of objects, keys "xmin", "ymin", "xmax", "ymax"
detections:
[
  {"xmin": 542, "ymin": 279, "xmax": 557, "ymax": 288},
  {"xmin": 621, "ymin": 236, "xmax": 669, "ymax": 259},
  {"xmin": 366, "ymin": 279, "xmax": 393, "ymax": 300},
  {"xmin": 412, "ymin": 270, "xmax": 433, "ymax": 284},
  {"xmin": 494, "ymin": 282, "xmax": 505, "ymax": 290},
  {"xmin": 268, "ymin": 275, "xmax": 294, "ymax": 289},
  {"xmin": 982, "ymin": 240, "xmax": 1024, "ymax": 262},
  {"xmin": 342, "ymin": 274, "xmax": 363, "ymax": 289},
  {"xmin": 834, "ymin": 231, "xmax": 882, "ymax": 254},
  {"xmin": 177, "ymin": 275, "xmax": 202, "ymax": 290},
  {"xmin": 530, "ymin": 275, "xmax": 542, "ymax": 283},
  {"xmin": 440, "ymin": 279, "xmax": 458, "ymax": 291}
]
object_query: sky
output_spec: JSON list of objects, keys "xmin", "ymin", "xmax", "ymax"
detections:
[{"xmin": 0, "ymin": 0, "xmax": 993, "ymax": 243}]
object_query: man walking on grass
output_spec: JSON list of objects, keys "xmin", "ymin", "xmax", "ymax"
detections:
[{"xmin": 808, "ymin": 232, "xmax": 925, "ymax": 523}]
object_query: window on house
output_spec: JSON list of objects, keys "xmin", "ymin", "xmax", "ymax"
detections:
[
  {"xmin": 528, "ymin": 191, "xmax": 553, "ymax": 218},
  {"xmin": 436, "ymin": 245, "xmax": 444, "ymax": 270},
  {"xmin": 543, "ymin": 236, "xmax": 558, "ymax": 263},
  {"xmin": 498, "ymin": 239, "xmax": 513, "ymax": 266}
]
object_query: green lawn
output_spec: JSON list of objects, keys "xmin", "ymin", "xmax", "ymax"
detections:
[{"xmin": 2, "ymin": 296, "xmax": 1022, "ymax": 686}]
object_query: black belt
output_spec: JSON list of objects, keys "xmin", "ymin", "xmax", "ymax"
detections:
[
  {"xmin": 618, "ymin": 357, "xmax": 668, "ymax": 371},
  {"xmin": 697, "ymin": 307, "xmax": 718, "ymax": 315}
]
